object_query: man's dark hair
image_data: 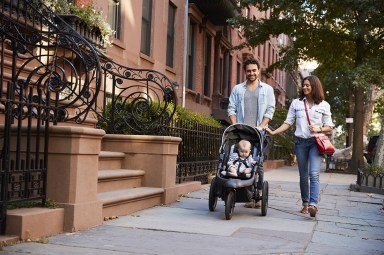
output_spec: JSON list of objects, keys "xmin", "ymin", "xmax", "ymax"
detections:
[{"xmin": 243, "ymin": 58, "xmax": 260, "ymax": 70}]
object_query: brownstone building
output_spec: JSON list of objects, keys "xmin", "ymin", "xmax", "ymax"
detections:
[
  {"xmin": 0, "ymin": 0, "xmax": 298, "ymax": 239},
  {"xmin": 97, "ymin": 0, "xmax": 299, "ymax": 123}
]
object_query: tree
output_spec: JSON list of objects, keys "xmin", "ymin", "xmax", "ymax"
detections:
[
  {"xmin": 228, "ymin": 0, "xmax": 384, "ymax": 172},
  {"xmin": 373, "ymin": 114, "xmax": 384, "ymax": 168}
]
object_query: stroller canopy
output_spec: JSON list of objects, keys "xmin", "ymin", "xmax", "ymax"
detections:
[{"xmin": 219, "ymin": 124, "xmax": 264, "ymax": 153}]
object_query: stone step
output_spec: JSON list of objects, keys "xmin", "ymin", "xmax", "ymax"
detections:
[
  {"xmin": 98, "ymin": 187, "xmax": 164, "ymax": 219},
  {"xmin": 98, "ymin": 169, "xmax": 145, "ymax": 193},
  {"xmin": 0, "ymin": 235, "xmax": 19, "ymax": 245},
  {"xmin": 6, "ymin": 207, "xmax": 65, "ymax": 241},
  {"xmin": 98, "ymin": 151, "xmax": 125, "ymax": 170}
]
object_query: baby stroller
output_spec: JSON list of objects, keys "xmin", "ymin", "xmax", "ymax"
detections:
[{"xmin": 208, "ymin": 123, "xmax": 269, "ymax": 220}]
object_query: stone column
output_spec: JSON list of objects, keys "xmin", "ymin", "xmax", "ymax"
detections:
[{"xmin": 47, "ymin": 126, "xmax": 105, "ymax": 232}]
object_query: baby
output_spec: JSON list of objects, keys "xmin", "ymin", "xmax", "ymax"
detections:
[{"xmin": 225, "ymin": 140, "xmax": 256, "ymax": 177}]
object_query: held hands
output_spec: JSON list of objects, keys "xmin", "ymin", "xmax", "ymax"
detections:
[{"xmin": 264, "ymin": 127, "xmax": 274, "ymax": 135}]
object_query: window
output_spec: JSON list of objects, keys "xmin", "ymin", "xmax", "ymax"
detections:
[
  {"xmin": 187, "ymin": 20, "xmax": 196, "ymax": 90},
  {"xmin": 107, "ymin": 0, "xmax": 121, "ymax": 40},
  {"xmin": 227, "ymin": 55, "xmax": 232, "ymax": 97},
  {"xmin": 263, "ymin": 43, "xmax": 266, "ymax": 64},
  {"xmin": 166, "ymin": 3, "xmax": 176, "ymax": 67},
  {"xmin": 268, "ymin": 42, "xmax": 271, "ymax": 66},
  {"xmin": 203, "ymin": 34, "xmax": 212, "ymax": 97},
  {"xmin": 219, "ymin": 58, "xmax": 223, "ymax": 94},
  {"xmin": 236, "ymin": 61, "xmax": 241, "ymax": 84},
  {"xmin": 141, "ymin": 0, "xmax": 153, "ymax": 55},
  {"xmin": 246, "ymin": 7, "xmax": 250, "ymax": 19}
]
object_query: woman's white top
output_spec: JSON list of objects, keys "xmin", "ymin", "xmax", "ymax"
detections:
[{"xmin": 284, "ymin": 98, "xmax": 335, "ymax": 139}]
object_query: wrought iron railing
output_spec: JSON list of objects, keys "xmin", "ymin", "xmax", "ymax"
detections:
[
  {"xmin": 97, "ymin": 61, "xmax": 177, "ymax": 134},
  {"xmin": 164, "ymin": 119, "xmax": 223, "ymax": 184},
  {"xmin": 357, "ymin": 168, "xmax": 384, "ymax": 191},
  {"xmin": 0, "ymin": 0, "xmax": 107, "ymax": 233},
  {"xmin": 0, "ymin": 0, "xmax": 177, "ymax": 233}
]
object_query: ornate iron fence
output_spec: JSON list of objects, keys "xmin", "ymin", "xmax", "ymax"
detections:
[
  {"xmin": 0, "ymin": 0, "xmax": 106, "ymax": 233},
  {"xmin": 96, "ymin": 61, "xmax": 177, "ymax": 135},
  {"xmin": 357, "ymin": 168, "xmax": 384, "ymax": 194},
  {"xmin": 164, "ymin": 119, "xmax": 223, "ymax": 184},
  {"xmin": 0, "ymin": 0, "xmax": 177, "ymax": 234}
]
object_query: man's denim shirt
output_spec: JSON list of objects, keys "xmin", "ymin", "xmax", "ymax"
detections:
[{"xmin": 228, "ymin": 80, "xmax": 276, "ymax": 126}]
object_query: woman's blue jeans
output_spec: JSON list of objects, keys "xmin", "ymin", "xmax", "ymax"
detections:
[{"xmin": 294, "ymin": 137, "xmax": 322, "ymax": 207}]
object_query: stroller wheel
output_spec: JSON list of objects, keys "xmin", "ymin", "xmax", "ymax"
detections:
[
  {"xmin": 208, "ymin": 177, "xmax": 218, "ymax": 211},
  {"xmin": 225, "ymin": 190, "xmax": 235, "ymax": 220},
  {"xmin": 261, "ymin": 181, "xmax": 269, "ymax": 216}
]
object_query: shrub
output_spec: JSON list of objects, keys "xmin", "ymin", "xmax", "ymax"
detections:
[
  {"xmin": 97, "ymin": 101, "xmax": 223, "ymax": 135},
  {"xmin": 6, "ymin": 198, "xmax": 58, "ymax": 210},
  {"xmin": 172, "ymin": 106, "xmax": 222, "ymax": 128},
  {"xmin": 363, "ymin": 164, "xmax": 384, "ymax": 175}
]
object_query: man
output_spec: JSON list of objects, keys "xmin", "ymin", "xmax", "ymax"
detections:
[
  {"xmin": 227, "ymin": 58, "xmax": 276, "ymax": 208},
  {"xmin": 228, "ymin": 58, "xmax": 275, "ymax": 129}
]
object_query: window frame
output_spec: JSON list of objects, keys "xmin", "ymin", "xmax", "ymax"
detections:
[
  {"xmin": 140, "ymin": 0, "xmax": 153, "ymax": 56},
  {"xmin": 166, "ymin": 2, "xmax": 176, "ymax": 67},
  {"xmin": 187, "ymin": 19, "xmax": 196, "ymax": 90},
  {"xmin": 107, "ymin": 0, "xmax": 121, "ymax": 40}
]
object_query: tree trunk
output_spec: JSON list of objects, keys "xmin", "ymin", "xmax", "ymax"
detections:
[
  {"xmin": 346, "ymin": 85, "xmax": 354, "ymax": 147},
  {"xmin": 350, "ymin": 11, "xmax": 366, "ymax": 173},
  {"xmin": 373, "ymin": 115, "xmax": 384, "ymax": 168},
  {"xmin": 363, "ymin": 86, "xmax": 382, "ymax": 141},
  {"xmin": 349, "ymin": 87, "xmax": 365, "ymax": 173}
]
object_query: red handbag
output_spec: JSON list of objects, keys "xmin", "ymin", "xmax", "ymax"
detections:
[{"xmin": 304, "ymin": 101, "xmax": 335, "ymax": 155}]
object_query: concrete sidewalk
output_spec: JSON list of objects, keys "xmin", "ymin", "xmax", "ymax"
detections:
[{"xmin": 1, "ymin": 165, "xmax": 384, "ymax": 255}]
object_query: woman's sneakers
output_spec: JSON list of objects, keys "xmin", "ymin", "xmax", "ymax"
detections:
[{"xmin": 308, "ymin": 205, "xmax": 318, "ymax": 217}]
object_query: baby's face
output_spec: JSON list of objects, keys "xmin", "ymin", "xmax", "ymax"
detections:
[{"xmin": 238, "ymin": 148, "xmax": 250, "ymax": 158}]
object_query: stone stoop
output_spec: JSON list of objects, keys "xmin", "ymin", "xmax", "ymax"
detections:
[
  {"xmin": 97, "ymin": 151, "xmax": 164, "ymax": 219},
  {"xmin": 5, "ymin": 208, "xmax": 65, "ymax": 241},
  {"xmin": 98, "ymin": 169, "xmax": 145, "ymax": 193},
  {"xmin": 98, "ymin": 187, "xmax": 164, "ymax": 219},
  {"xmin": 98, "ymin": 151, "xmax": 126, "ymax": 170},
  {"xmin": 0, "ymin": 235, "xmax": 19, "ymax": 247}
]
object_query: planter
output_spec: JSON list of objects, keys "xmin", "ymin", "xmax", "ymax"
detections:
[{"xmin": 55, "ymin": 14, "xmax": 106, "ymax": 50}]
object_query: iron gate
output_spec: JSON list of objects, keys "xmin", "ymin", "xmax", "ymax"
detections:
[
  {"xmin": 0, "ymin": 0, "xmax": 103, "ymax": 233},
  {"xmin": 0, "ymin": 0, "xmax": 177, "ymax": 234}
]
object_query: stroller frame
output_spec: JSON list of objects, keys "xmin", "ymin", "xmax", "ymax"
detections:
[{"xmin": 208, "ymin": 124, "xmax": 269, "ymax": 220}]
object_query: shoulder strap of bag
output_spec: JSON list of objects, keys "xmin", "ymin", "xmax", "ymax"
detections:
[{"xmin": 303, "ymin": 100, "xmax": 311, "ymax": 125}]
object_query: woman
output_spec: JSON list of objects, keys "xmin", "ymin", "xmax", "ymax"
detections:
[{"xmin": 265, "ymin": 75, "xmax": 334, "ymax": 217}]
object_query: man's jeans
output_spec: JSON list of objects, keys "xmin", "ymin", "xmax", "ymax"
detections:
[{"xmin": 294, "ymin": 136, "xmax": 322, "ymax": 207}]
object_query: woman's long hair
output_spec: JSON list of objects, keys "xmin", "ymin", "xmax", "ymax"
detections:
[{"xmin": 299, "ymin": 75, "xmax": 325, "ymax": 104}]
